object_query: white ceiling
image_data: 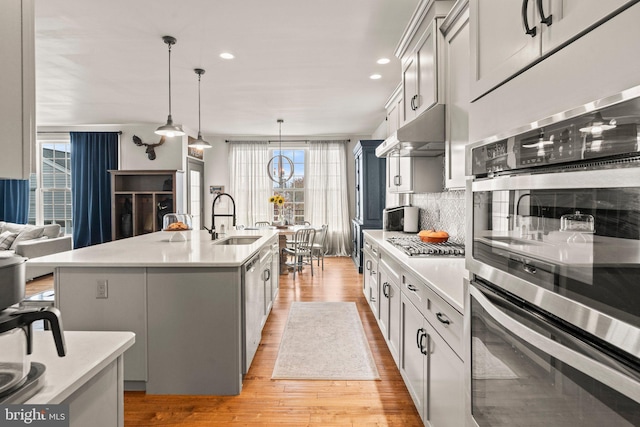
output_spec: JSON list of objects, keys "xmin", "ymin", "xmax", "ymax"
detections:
[{"xmin": 34, "ymin": 0, "xmax": 420, "ymax": 137}]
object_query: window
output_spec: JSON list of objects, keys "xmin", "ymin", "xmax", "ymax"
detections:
[
  {"xmin": 271, "ymin": 148, "xmax": 305, "ymax": 224},
  {"xmin": 28, "ymin": 136, "xmax": 73, "ymax": 235}
]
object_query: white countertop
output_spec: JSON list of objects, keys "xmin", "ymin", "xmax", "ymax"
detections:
[
  {"xmin": 26, "ymin": 331, "xmax": 135, "ymax": 404},
  {"xmin": 26, "ymin": 230, "xmax": 279, "ymax": 268},
  {"xmin": 363, "ymin": 230, "xmax": 467, "ymax": 313}
]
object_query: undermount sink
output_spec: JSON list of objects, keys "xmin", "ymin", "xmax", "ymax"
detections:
[{"xmin": 213, "ymin": 236, "xmax": 261, "ymax": 245}]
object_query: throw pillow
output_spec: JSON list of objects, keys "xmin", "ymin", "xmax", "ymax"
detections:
[
  {"xmin": 10, "ymin": 227, "xmax": 45, "ymax": 250},
  {"xmin": 0, "ymin": 231, "xmax": 18, "ymax": 250}
]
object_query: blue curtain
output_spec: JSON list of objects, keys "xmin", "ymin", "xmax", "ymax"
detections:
[
  {"xmin": 0, "ymin": 179, "xmax": 30, "ymax": 224},
  {"xmin": 70, "ymin": 132, "xmax": 119, "ymax": 248}
]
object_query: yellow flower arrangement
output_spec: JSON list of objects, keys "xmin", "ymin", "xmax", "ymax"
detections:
[{"xmin": 269, "ymin": 195, "xmax": 285, "ymax": 205}]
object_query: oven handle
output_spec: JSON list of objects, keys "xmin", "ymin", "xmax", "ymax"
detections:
[{"xmin": 470, "ymin": 285, "xmax": 640, "ymax": 403}]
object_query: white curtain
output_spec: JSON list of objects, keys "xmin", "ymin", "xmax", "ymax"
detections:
[
  {"xmin": 306, "ymin": 141, "xmax": 351, "ymax": 256},
  {"xmin": 228, "ymin": 142, "xmax": 271, "ymax": 228}
]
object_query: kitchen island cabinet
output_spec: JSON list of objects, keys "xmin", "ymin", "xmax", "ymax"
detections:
[{"xmin": 28, "ymin": 229, "xmax": 279, "ymax": 395}]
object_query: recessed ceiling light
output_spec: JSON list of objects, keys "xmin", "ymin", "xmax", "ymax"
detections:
[
  {"xmin": 370, "ymin": 74, "xmax": 382, "ymax": 80},
  {"xmin": 220, "ymin": 52, "xmax": 235, "ymax": 59},
  {"xmin": 377, "ymin": 58, "xmax": 390, "ymax": 65}
]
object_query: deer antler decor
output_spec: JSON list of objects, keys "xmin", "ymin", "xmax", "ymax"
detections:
[{"xmin": 133, "ymin": 135, "xmax": 166, "ymax": 160}]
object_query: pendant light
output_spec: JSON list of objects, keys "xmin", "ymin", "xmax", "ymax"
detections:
[
  {"xmin": 155, "ymin": 36, "xmax": 185, "ymax": 137},
  {"xmin": 188, "ymin": 68, "xmax": 211, "ymax": 149},
  {"xmin": 267, "ymin": 119, "xmax": 294, "ymax": 186}
]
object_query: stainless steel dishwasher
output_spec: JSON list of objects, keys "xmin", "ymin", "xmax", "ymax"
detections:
[{"xmin": 242, "ymin": 253, "xmax": 262, "ymax": 374}]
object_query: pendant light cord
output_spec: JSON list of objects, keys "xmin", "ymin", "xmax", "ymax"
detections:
[
  {"xmin": 167, "ymin": 42, "xmax": 173, "ymax": 116},
  {"xmin": 198, "ymin": 72, "xmax": 202, "ymax": 133},
  {"xmin": 278, "ymin": 119, "xmax": 283, "ymax": 184}
]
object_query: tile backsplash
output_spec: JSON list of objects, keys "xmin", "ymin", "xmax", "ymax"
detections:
[{"xmin": 412, "ymin": 190, "xmax": 466, "ymax": 244}]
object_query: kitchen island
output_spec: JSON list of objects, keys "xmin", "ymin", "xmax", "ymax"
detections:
[{"xmin": 27, "ymin": 229, "xmax": 280, "ymax": 395}]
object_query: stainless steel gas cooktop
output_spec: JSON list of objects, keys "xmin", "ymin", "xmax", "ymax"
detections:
[{"xmin": 386, "ymin": 236, "xmax": 465, "ymax": 257}]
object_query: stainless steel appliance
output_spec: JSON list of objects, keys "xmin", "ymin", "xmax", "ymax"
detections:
[
  {"xmin": 386, "ymin": 236, "xmax": 464, "ymax": 256},
  {"xmin": 383, "ymin": 206, "xmax": 420, "ymax": 232},
  {"xmin": 464, "ymin": 87, "xmax": 640, "ymax": 426},
  {"xmin": 0, "ymin": 257, "xmax": 66, "ymax": 403}
]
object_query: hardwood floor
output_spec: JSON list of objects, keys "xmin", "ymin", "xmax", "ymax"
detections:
[{"xmin": 27, "ymin": 257, "xmax": 423, "ymax": 426}]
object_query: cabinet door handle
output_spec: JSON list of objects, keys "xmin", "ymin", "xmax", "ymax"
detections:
[
  {"xmin": 416, "ymin": 327, "xmax": 425, "ymax": 350},
  {"xmin": 419, "ymin": 331, "xmax": 428, "ymax": 355},
  {"xmin": 436, "ymin": 312, "xmax": 450, "ymax": 325},
  {"xmin": 410, "ymin": 95, "xmax": 415, "ymax": 111},
  {"xmin": 412, "ymin": 94, "xmax": 419, "ymax": 111},
  {"xmin": 522, "ymin": 0, "xmax": 537, "ymax": 37},
  {"xmin": 382, "ymin": 282, "xmax": 390, "ymax": 298},
  {"xmin": 264, "ymin": 269, "xmax": 271, "ymax": 281},
  {"xmin": 536, "ymin": 0, "xmax": 552, "ymax": 26},
  {"xmin": 394, "ymin": 175, "xmax": 400, "ymax": 186},
  {"xmin": 366, "ymin": 259, "xmax": 372, "ymax": 271}
]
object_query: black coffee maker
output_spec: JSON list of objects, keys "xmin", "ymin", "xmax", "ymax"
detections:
[{"xmin": 0, "ymin": 257, "xmax": 66, "ymax": 402}]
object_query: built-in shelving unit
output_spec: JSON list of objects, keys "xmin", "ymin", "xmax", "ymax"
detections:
[{"xmin": 109, "ymin": 170, "xmax": 184, "ymax": 240}]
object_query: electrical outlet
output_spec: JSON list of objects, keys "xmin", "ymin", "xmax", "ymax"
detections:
[{"xmin": 96, "ymin": 280, "xmax": 108, "ymax": 299}]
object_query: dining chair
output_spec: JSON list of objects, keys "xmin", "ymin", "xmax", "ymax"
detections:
[
  {"xmin": 283, "ymin": 227, "xmax": 316, "ymax": 279},
  {"xmin": 255, "ymin": 221, "xmax": 271, "ymax": 228},
  {"xmin": 311, "ymin": 224, "xmax": 328, "ymax": 270}
]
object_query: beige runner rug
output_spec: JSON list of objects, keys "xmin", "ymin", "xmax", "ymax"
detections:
[{"xmin": 272, "ymin": 302, "xmax": 380, "ymax": 380}]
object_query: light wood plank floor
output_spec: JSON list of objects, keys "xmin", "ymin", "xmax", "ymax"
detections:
[{"xmin": 27, "ymin": 257, "xmax": 423, "ymax": 426}]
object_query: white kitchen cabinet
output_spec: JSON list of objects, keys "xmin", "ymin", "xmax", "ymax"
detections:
[
  {"xmin": 401, "ymin": 293, "xmax": 464, "ymax": 427},
  {"xmin": 470, "ymin": 0, "xmax": 638, "ymax": 100},
  {"xmin": 385, "ymin": 84, "xmax": 403, "ymax": 138},
  {"xmin": 363, "ymin": 238, "xmax": 380, "ymax": 319},
  {"xmin": 0, "ymin": 0, "xmax": 35, "ymax": 179},
  {"xmin": 442, "ymin": 2, "xmax": 470, "ymax": 189},
  {"xmin": 387, "ymin": 153, "xmax": 443, "ymax": 194},
  {"xmin": 396, "ymin": 0, "xmax": 453, "ymax": 127},
  {"xmin": 401, "ymin": 20, "xmax": 445, "ymax": 125},
  {"xmin": 261, "ymin": 247, "xmax": 273, "ymax": 328},
  {"xmin": 378, "ymin": 257, "xmax": 401, "ymax": 367},
  {"xmin": 428, "ymin": 327, "xmax": 464, "ymax": 427},
  {"xmin": 401, "ymin": 292, "xmax": 427, "ymax": 418}
]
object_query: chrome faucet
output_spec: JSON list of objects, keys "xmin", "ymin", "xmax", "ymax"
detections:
[{"xmin": 210, "ymin": 192, "xmax": 236, "ymax": 240}]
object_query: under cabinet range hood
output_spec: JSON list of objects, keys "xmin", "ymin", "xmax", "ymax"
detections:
[{"xmin": 375, "ymin": 104, "xmax": 445, "ymax": 158}]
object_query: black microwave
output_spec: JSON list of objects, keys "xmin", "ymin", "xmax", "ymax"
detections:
[{"xmin": 383, "ymin": 206, "xmax": 419, "ymax": 233}]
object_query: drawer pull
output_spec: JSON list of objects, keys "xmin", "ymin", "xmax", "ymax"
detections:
[
  {"xmin": 406, "ymin": 284, "xmax": 418, "ymax": 292},
  {"xmin": 523, "ymin": 264, "xmax": 537, "ymax": 275},
  {"xmin": 436, "ymin": 312, "xmax": 450, "ymax": 325}
]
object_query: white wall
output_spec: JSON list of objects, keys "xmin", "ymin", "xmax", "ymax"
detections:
[{"xmin": 38, "ymin": 123, "xmax": 196, "ymax": 213}]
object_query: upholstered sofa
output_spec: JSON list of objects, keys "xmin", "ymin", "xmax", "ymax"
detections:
[{"xmin": 0, "ymin": 221, "xmax": 72, "ymax": 280}]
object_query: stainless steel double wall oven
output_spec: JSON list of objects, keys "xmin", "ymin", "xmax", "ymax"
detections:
[{"xmin": 465, "ymin": 87, "xmax": 640, "ymax": 427}]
